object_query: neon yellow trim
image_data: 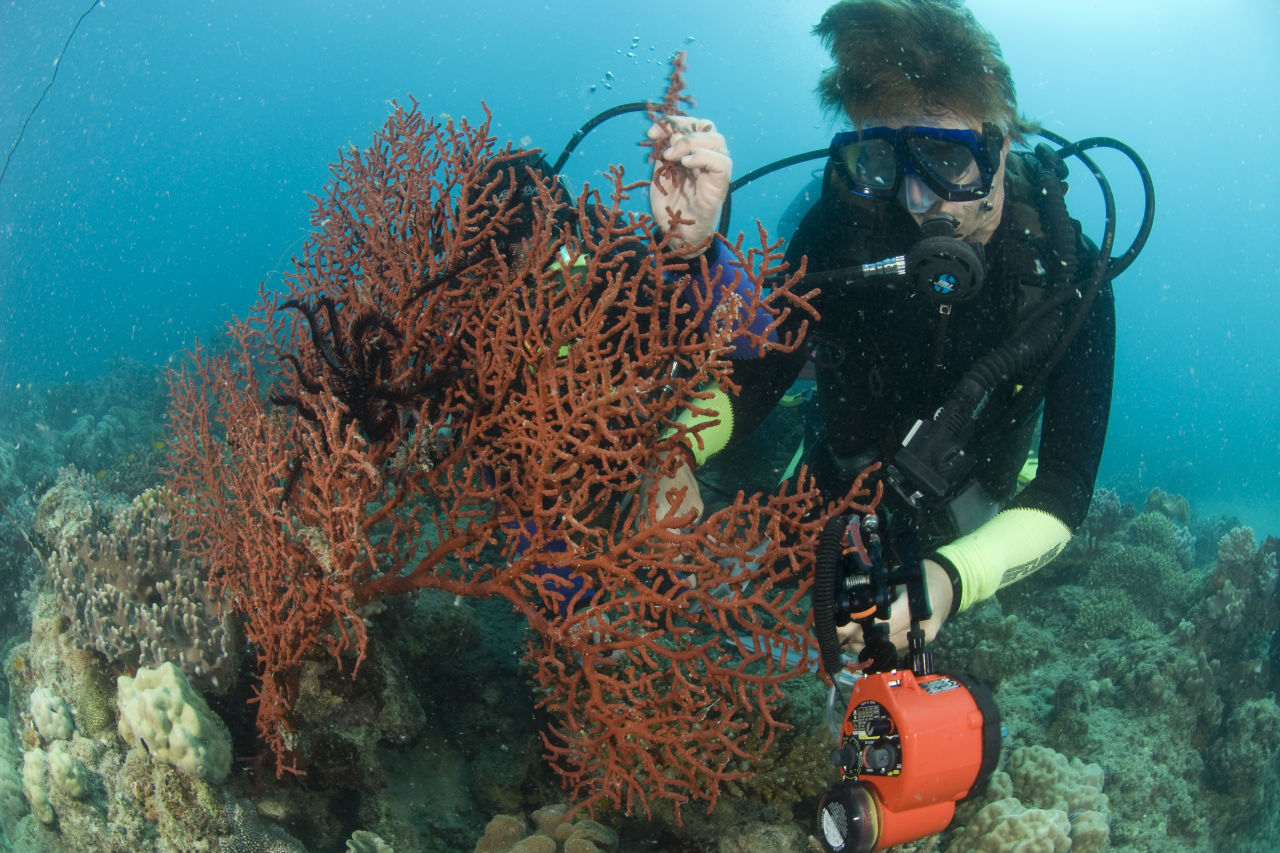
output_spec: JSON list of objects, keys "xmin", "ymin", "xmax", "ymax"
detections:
[
  {"xmin": 1016, "ymin": 456, "xmax": 1039, "ymax": 489},
  {"xmin": 780, "ymin": 437, "xmax": 805, "ymax": 483},
  {"xmin": 935, "ymin": 507, "xmax": 1071, "ymax": 611},
  {"xmin": 546, "ymin": 249, "xmax": 589, "ymax": 287},
  {"xmin": 548, "ymin": 248, "xmax": 588, "ymax": 273},
  {"xmin": 778, "ymin": 380, "xmax": 814, "ymax": 408},
  {"xmin": 778, "ymin": 392, "xmax": 806, "ymax": 408},
  {"xmin": 667, "ymin": 383, "xmax": 734, "ymax": 466},
  {"xmin": 518, "ymin": 251, "xmax": 586, "ymax": 374}
]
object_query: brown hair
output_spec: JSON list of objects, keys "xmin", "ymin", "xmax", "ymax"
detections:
[{"xmin": 814, "ymin": 0, "xmax": 1033, "ymax": 141}]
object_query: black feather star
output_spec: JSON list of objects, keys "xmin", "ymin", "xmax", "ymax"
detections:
[{"xmin": 270, "ymin": 295, "xmax": 427, "ymax": 444}]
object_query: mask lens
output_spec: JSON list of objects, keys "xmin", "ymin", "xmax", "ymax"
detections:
[
  {"xmin": 906, "ymin": 135, "xmax": 984, "ymax": 194},
  {"xmin": 835, "ymin": 138, "xmax": 898, "ymax": 197}
]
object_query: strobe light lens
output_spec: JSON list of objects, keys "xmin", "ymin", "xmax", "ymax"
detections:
[
  {"xmin": 821, "ymin": 800, "xmax": 850, "ymax": 848},
  {"xmin": 817, "ymin": 782, "xmax": 879, "ymax": 853}
]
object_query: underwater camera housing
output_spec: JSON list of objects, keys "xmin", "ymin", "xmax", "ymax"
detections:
[
  {"xmin": 813, "ymin": 514, "xmax": 1001, "ymax": 852},
  {"xmin": 818, "ymin": 668, "xmax": 1001, "ymax": 851}
]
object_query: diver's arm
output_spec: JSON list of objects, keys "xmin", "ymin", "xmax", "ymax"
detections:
[
  {"xmin": 648, "ymin": 339, "xmax": 808, "ymax": 526},
  {"xmin": 646, "ymin": 283, "xmax": 812, "ymax": 527},
  {"xmin": 932, "ymin": 277, "xmax": 1117, "ymax": 612},
  {"xmin": 1013, "ymin": 278, "xmax": 1116, "ymax": 528},
  {"xmin": 664, "ymin": 193, "xmax": 832, "ymax": 464},
  {"xmin": 837, "ymin": 559, "xmax": 955, "ymax": 657}
]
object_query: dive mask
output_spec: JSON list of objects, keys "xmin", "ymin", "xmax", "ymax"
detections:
[{"xmin": 830, "ymin": 123, "xmax": 1003, "ymax": 203}]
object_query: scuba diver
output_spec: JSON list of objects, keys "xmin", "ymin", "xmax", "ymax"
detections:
[{"xmin": 645, "ymin": 0, "xmax": 1150, "ymax": 661}]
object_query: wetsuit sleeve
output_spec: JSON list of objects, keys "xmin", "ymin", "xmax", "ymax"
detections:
[
  {"xmin": 666, "ymin": 325, "xmax": 808, "ymax": 463},
  {"xmin": 931, "ymin": 508, "xmax": 1072, "ymax": 613},
  {"xmin": 669, "ymin": 382, "xmax": 735, "ymax": 466},
  {"xmin": 679, "ymin": 238, "xmax": 782, "ymax": 359}
]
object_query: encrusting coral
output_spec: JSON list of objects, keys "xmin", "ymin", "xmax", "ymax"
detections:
[
  {"xmin": 28, "ymin": 687, "xmax": 74, "ymax": 743},
  {"xmin": 2, "ymin": 595, "xmax": 317, "ymax": 852},
  {"xmin": 930, "ymin": 490, "xmax": 1280, "ymax": 851}
]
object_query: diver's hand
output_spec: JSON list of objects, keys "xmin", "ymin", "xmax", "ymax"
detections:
[
  {"xmin": 641, "ymin": 447, "xmax": 705, "ymax": 529},
  {"xmin": 837, "ymin": 559, "xmax": 954, "ymax": 658},
  {"xmin": 647, "ymin": 116, "xmax": 731, "ymax": 258}
]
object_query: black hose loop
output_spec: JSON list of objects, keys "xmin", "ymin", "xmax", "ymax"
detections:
[{"xmin": 551, "ymin": 102, "xmax": 651, "ymax": 175}]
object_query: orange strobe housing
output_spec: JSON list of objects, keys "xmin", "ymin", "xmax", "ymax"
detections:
[{"xmin": 834, "ymin": 668, "xmax": 1000, "ymax": 850}]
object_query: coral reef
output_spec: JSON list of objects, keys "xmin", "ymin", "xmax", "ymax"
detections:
[
  {"xmin": 1080, "ymin": 487, "xmax": 1133, "ymax": 541},
  {"xmin": 2, "ymin": 395, "xmax": 1279, "ymax": 851},
  {"xmin": 0, "ymin": 56, "xmax": 1276, "ymax": 853},
  {"xmin": 944, "ymin": 744, "xmax": 1108, "ymax": 852},
  {"xmin": 28, "ymin": 688, "xmax": 73, "ymax": 743},
  {"xmin": 0, "ymin": 588, "xmax": 314, "ymax": 852},
  {"xmin": 162, "ymin": 91, "xmax": 861, "ymax": 821},
  {"xmin": 1143, "ymin": 486, "xmax": 1190, "ymax": 526},
  {"xmin": 59, "ymin": 414, "xmax": 127, "ymax": 475},
  {"xmin": 347, "ymin": 829, "xmax": 394, "ymax": 852}
]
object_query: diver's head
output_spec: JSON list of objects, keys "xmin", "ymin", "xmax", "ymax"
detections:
[{"xmin": 813, "ymin": 0, "xmax": 1028, "ymax": 243}]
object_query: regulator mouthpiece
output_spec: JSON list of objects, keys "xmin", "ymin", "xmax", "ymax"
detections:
[{"xmin": 907, "ymin": 215, "xmax": 985, "ymax": 302}]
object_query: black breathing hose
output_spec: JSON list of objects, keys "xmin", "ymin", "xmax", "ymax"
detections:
[
  {"xmin": 550, "ymin": 102, "xmax": 651, "ymax": 175},
  {"xmin": 1043, "ymin": 132, "xmax": 1156, "ymax": 279},
  {"xmin": 999, "ymin": 131, "xmax": 1156, "ymax": 429},
  {"xmin": 935, "ymin": 128, "xmax": 1158, "ymax": 440},
  {"xmin": 718, "ymin": 148, "xmax": 829, "ymax": 235},
  {"xmin": 814, "ymin": 515, "xmax": 850, "ymax": 680}
]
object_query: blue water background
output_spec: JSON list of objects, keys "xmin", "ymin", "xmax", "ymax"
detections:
[{"xmin": 1, "ymin": 0, "xmax": 1276, "ymax": 532}]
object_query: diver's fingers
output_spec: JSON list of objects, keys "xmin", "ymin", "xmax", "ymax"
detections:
[
  {"xmin": 652, "ymin": 115, "xmax": 716, "ymax": 136},
  {"xmin": 646, "ymin": 120, "xmax": 670, "ymax": 142},
  {"xmin": 676, "ymin": 147, "xmax": 732, "ymax": 180},
  {"xmin": 836, "ymin": 622, "xmax": 862, "ymax": 646},
  {"xmin": 651, "ymin": 117, "xmax": 725, "ymax": 153},
  {"xmin": 661, "ymin": 130, "xmax": 728, "ymax": 162},
  {"xmin": 646, "ymin": 119, "xmax": 716, "ymax": 152}
]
